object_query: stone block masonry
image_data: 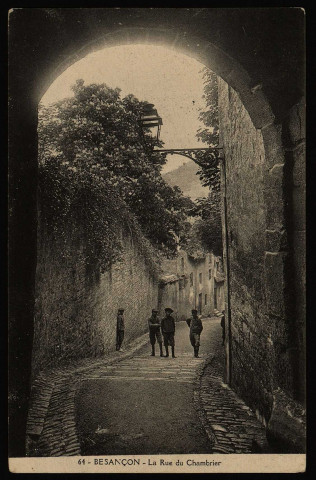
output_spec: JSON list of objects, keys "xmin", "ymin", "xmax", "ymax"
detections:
[
  {"xmin": 32, "ymin": 225, "xmax": 159, "ymax": 377},
  {"xmin": 218, "ymin": 80, "xmax": 271, "ymax": 420},
  {"xmin": 218, "ymin": 77, "xmax": 305, "ymax": 448}
]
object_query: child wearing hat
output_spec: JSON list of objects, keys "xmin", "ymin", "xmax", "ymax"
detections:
[
  {"xmin": 161, "ymin": 308, "xmax": 176, "ymax": 358},
  {"xmin": 186, "ymin": 309, "xmax": 203, "ymax": 357},
  {"xmin": 148, "ymin": 309, "xmax": 163, "ymax": 357}
]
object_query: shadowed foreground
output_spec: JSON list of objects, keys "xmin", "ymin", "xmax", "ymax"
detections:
[{"xmin": 75, "ymin": 318, "xmax": 217, "ymax": 455}]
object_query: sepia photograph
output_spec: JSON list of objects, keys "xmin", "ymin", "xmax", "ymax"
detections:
[{"xmin": 8, "ymin": 7, "xmax": 306, "ymax": 474}]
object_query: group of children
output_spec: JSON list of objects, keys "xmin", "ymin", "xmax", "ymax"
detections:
[{"xmin": 116, "ymin": 306, "xmax": 225, "ymax": 358}]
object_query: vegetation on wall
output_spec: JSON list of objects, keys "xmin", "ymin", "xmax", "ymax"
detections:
[{"xmin": 38, "ymin": 80, "xmax": 195, "ymax": 273}]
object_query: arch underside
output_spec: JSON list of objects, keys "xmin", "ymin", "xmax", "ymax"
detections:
[{"xmin": 42, "ymin": 27, "xmax": 275, "ymax": 132}]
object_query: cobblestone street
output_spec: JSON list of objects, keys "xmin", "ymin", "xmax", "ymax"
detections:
[{"xmin": 27, "ymin": 317, "xmax": 268, "ymax": 456}]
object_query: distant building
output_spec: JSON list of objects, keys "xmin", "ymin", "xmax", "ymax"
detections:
[{"xmin": 158, "ymin": 250, "xmax": 225, "ymax": 321}]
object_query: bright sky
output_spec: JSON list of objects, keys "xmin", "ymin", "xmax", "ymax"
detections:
[{"xmin": 41, "ymin": 44, "xmax": 210, "ymax": 174}]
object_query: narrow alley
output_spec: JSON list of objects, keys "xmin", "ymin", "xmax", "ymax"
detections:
[{"xmin": 27, "ymin": 317, "xmax": 267, "ymax": 457}]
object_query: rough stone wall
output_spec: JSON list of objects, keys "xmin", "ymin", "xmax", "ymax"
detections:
[
  {"xmin": 283, "ymin": 98, "xmax": 306, "ymax": 404},
  {"xmin": 218, "ymin": 78, "xmax": 305, "ymax": 431},
  {"xmin": 218, "ymin": 78, "xmax": 275, "ymax": 422},
  {"xmin": 32, "ymin": 222, "xmax": 159, "ymax": 376}
]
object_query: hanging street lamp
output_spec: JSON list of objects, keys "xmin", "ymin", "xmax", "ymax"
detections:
[
  {"xmin": 140, "ymin": 103, "xmax": 163, "ymax": 142},
  {"xmin": 140, "ymin": 105, "xmax": 223, "ymax": 164}
]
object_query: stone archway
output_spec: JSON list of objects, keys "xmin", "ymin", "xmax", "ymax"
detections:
[
  {"xmin": 8, "ymin": 8, "xmax": 305, "ymax": 456},
  {"xmin": 38, "ymin": 26, "xmax": 276, "ymax": 131},
  {"xmin": 36, "ymin": 24, "xmax": 285, "ymax": 382}
]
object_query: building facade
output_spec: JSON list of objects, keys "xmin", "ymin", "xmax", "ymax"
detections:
[{"xmin": 159, "ymin": 250, "xmax": 225, "ymax": 321}]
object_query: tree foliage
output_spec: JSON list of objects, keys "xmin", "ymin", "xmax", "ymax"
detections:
[
  {"xmin": 189, "ymin": 69, "xmax": 223, "ymax": 256},
  {"xmin": 187, "ymin": 193, "xmax": 223, "ymax": 257},
  {"xmin": 38, "ymin": 80, "xmax": 194, "ymax": 271},
  {"xmin": 195, "ymin": 69, "xmax": 220, "ymax": 191}
]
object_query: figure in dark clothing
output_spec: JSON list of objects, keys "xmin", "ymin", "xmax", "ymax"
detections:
[
  {"xmin": 148, "ymin": 309, "xmax": 163, "ymax": 357},
  {"xmin": 220, "ymin": 310, "xmax": 225, "ymax": 346},
  {"xmin": 116, "ymin": 308, "xmax": 125, "ymax": 351},
  {"xmin": 161, "ymin": 307, "xmax": 176, "ymax": 358},
  {"xmin": 186, "ymin": 309, "xmax": 203, "ymax": 357}
]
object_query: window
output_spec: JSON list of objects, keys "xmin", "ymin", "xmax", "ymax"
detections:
[
  {"xmin": 190, "ymin": 272, "xmax": 193, "ymax": 286},
  {"xmin": 209, "ymin": 268, "xmax": 212, "ymax": 279},
  {"xmin": 199, "ymin": 272, "xmax": 202, "ymax": 284},
  {"xmin": 205, "ymin": 294, "xmax": 207, "ymax": 305}
]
